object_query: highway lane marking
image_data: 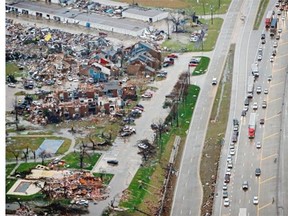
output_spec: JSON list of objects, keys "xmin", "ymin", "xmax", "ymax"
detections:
[
  {"xmin": 272, "ymin": 67, "xmax": 286, "ymax": 73},
  {"xmin": 265, "ymin": 114, "xmax": 281, "ymax": 121},
  {"xmin": 276, "ymin": 53, "xmax": 288, "ymax": 59},
  {"xmin": 268, "ymin": 97, "xmax": 282, "ymax": 103},
  {"xmin": 258, "ymin": 202, "xmax": 272, "ymax": 210},
  {"xmin": 261, "ymin": 153, "xmax": 277, "ymax": 161},
  {"xmin": 263, "ymin": 132, "xmax": 279, "ymax": 140},
  {"xmin": 270, "ymin": 81, "xmax": 284, "ymax": 88},
  {"xmin": 260, "ymin": 176, "xmax": 276, "ymax": 184}
]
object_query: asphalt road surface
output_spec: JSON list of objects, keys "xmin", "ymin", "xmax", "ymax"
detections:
[
  {"xmin": 88, "ymin": 51, "xmax": 212, "ymax": 215},
  {"xmin": 213, "ymin": 0, "xmax": 288, "ymax": 216},
  {"xmin": 170, "ymin": 0, "xmax": 248, "ymax": 215}
]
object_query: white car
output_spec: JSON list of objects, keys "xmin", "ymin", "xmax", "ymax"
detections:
[
  {"xmin": 256, "ymin": 141, "xmax": 261, "ymax": 149},
  {"xmin": 253, "ymin": 196, "xmax": 259, "ymax": 205},
  {"xmin": 223, "ymin": 183, "xmax": 228, "ymax": 190},
  {"xmin": 224, "ymin": 198, "xmax": 230, "ymax": 207},
  {"xmin": 227, "ymin": 154, "xmax": 232, "ymax": 162},
  {"xmin": 138, "ymin": 143, "xmax": 148, "ymax": 149},
  {"xmin": 212, "ymin": 78, "xmax": 217, "ymax": 85},
  {"xmin": 190, "ymin": 36, "xmax": 199, "ymax": 42},
  {"xmin": 230, "ymin": 148, "xmax": 235, "ymax": 156},
  {"xmin": 257, "ymin": 55, "xmax": 262, "ymax": 61},
  {"xmin": 253, "ymin": 102, "xmax": 258, "ymax": 110},
  {"xmin": 264, "ymin": 89, "xmax": 268, "ymax": 94},
  {"xmin": 278, "ymin": 28, "xmax": 282, "ymax": 33},
  {"xmin": 273, "ymin": 41, "xmax": 278, "ymax": 48},
  {"xmin": 270, "ymin": 56, "xmax": 274, "ymax": 62},
  {"xmin": 227, "ymin": 161, "xmax": 233, "ymax": 169},
  {"xmin": 256, "ymin": 86, "xmax": 262, "ymax": 94},
  {"xmin": 226, "ymin": 168, "xmax": 232, "ymax": 176},
  {"xmin": 8, "ymin": 83, "xmax": 16, "ymax": 88}
]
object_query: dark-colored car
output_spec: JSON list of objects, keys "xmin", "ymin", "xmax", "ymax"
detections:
[
  {"xmin": 241, "ymin": 110, "xmax": 247, "ymax": 117},
  {"xmin": 260, "ymin": 118, "xmax": 265, "ymax": 125},
  {"xmin": 242, "ymin": 181, "xmax": 249, "ymax": 190},
  {"xmin": 261, "ymin": 33, "xmax": 265, "ymax": 40},
  {"xmin": 107, "ymin": 160, "xmax": 119, "ymax": 165},
  {"xmin": 224, "ymin": 174, "xmax": 230, "ymax": 183},
  {"xmin": 163, "ymin": 62, "xmax": 170, "ymax": 67},
  {"xmin": 222, "ymin": 191, "xmax": 228, "ymax": 198},
  {"xmin": 255, "ymin": 168, "xmax": 261, "ymax": 176},
  {"xmin": 233, "ymin": 118, "xmax": 239, "ymax": 126}
]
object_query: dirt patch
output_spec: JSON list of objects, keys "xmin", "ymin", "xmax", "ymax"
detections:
[{"xmin": 200, "ymin": 44, "xmax": 235, "ymax": 215}]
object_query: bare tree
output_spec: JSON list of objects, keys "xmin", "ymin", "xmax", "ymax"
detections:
[
  {"xmin": 88, "ymin": 135, "xmax": 97, "ymax": 150},
  {"xmin": 39, "ymin": 150, "xmax": 48, "ymax": 165},
  {"xmin": 168, "ymin": 13, "xmax": 185, "ymax": 33},
  {"xmin": 31, "ymin": 150, "xmax": 36, "ymax": 162},
  {"xmin": 11, "ymin": 150, "xmax": 20, "ymax": 164},
  {"xmin": 79, "ymin": 141, "xmax": 90, "ymax": 169},
  {"xmin": 22, "ymin": 146, "xmax": 29, "ymax": 162}
]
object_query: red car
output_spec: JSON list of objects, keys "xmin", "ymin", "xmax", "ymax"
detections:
[
  {"xmin": 189, "ymin": 62, "xmax": 199, "ymax": 67},
  {"xmin": 167, "ymin": 53, "xmax": 178, "ymax": 59}
]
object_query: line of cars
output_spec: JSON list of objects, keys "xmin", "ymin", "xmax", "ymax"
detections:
[{"xmin": 222, "ymin": 118, "xmax": 240, "ymax": 207}]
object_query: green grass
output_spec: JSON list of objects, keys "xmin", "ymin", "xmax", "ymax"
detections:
[
  {"xmin": 93, "ymin": 173, "xmax": 114, "ymax": 185},
  {"xmin": 192, "ymin": 56, "xmax": 210, "ymax": 76},
  {"xmin": 6, "ymin": 178, "xmax": 17, "ymax": 193},
  {"xmin": 62, "ymin": 152, "xmax": 101, "ymax": 170},
  {"xmin": 17, "ymin": 162, "xmax": 43, "ymax": 173},
  {"xmin": 6, "ymin": 136, "xmax": 71, "ymax": 161},
  {"xmin": 116, "ymin": 0, "xmax": 231, "ymax": 14},
  {"xmin": 254, "ymin": 0, "xmax": 270, "ymax": 30},
  {"xmin": 6, "ymin": 164, "xmax": 17, "ymax": 177},
  {"xmin": 162, "ymin": 18, "xmax": 223, "ymax": 52},
  {"xmin": 6, "ymin": 62, "xmax": 23, "ymax": 77},
  {"xmin": 14, "ymin": 91, "xmax": 27, "ymax": 96},
  {"xmin": 7, "ymin": 193, "xmax": 46, "ymax": 203},
  {"xmin": 118, "ymin": 85, "xmax": 200, "ymax": 214},
  {"xmin": 56, "ymin": 138, "xmax": 71, "ymax": 155},
  {"xmin": 200, "ymin": 44, "xmax": 235, "ymax": 215},
  {"xmin": 119, "ymin": 166, "xmax": 155, "ymax": 211}
]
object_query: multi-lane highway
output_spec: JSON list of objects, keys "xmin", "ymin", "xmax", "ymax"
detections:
[
  {"xmin": 213, "ymin": 0, "xmax": 288, "ymax": 216},
  {"xmin": 171, "ymin": 0, "xmax": 252, "ymax": 215}
]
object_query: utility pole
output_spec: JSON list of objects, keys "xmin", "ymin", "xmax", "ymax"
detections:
[
  {"xmin": 202, "ymin": 2, "xmax": 206, "ymax": 16},
  {"xmin": 210, "ymin": 5, "xmax": 214, "ymax": 25}
]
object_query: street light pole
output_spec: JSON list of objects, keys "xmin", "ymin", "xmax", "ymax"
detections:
[{"xmin": 210, "ymin": 6, "xmax": 214, "ymax": 25}]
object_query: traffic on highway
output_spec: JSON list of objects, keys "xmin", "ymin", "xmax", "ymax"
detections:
[{"xmin": 214, "ymin": 1, "xmax": 288, "ymax": 216}]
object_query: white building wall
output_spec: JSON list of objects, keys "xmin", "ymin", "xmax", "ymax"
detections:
[
  {"xmin": 122, "ymin": 12, "xmax": 148, "ymax": 22},
  {"xmin": 9, "ymin": 5, "xmax": 145, "ymax": 37}
]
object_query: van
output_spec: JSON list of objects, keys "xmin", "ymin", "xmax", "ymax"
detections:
[
  {"xmin": 244, "ymin": 98, "xmax": 249, "ymax": 106},
  {"xmin": 232, "ymin": 133, "xmax": 238, "ymax": 143}
]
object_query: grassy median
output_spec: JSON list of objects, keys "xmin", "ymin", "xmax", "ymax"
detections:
[{"xmin": 200, "ymin": 44, "xmax": 235, "ymax": 215}]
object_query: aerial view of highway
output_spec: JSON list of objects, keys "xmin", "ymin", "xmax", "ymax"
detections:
[{"xmin": 4, "ymin": 0, "xmax": 288, "ymax": 215}]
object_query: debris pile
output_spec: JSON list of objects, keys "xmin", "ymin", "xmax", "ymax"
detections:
[{"xmin": 36, "ymin": 170, "xmax": 109, "ymax": 202}]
